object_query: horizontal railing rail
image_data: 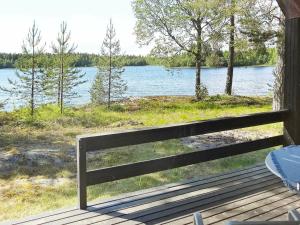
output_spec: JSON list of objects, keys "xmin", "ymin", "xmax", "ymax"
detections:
[
  {"xmin": 77, "ymin": 109, "xmax": 289, "ymax": 209},
  {"xmin": 86, "ymin": 136, "xmax": 283, "ymax": 185}
]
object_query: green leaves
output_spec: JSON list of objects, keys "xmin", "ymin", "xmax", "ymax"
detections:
[
  {"xmin": 46, "ymin": 22, "xmax": 87, "ymax": 114},
  {"xmin": 91, "ymin": 20, "xmax": 127, "ymax": 108},
  {"xmin": 0, "ymin": 21, "xmax": 87, "ymax": 116},
  {"xmin": 0, "ymin": 22, "xmax": 46, "ymax": 116},
  {"xmin": 133, "ymin": 0, "xmax": 226, "ymax": 99}
]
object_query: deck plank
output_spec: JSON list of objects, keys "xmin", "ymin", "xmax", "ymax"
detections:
[
  {"xmin": 247, "ymin": 199, "xmax": 300, "ymax": 221},
  {"xmin": 160, "ymin": 185, "xmax": 288, "ymax": 225},
  {"xmin": 11, "ymin": 166, "xmax": 266, "ymax": 225},
  {"xmin": 204, "ymin": 192, "xmax": 298, "ymax": 224},
  {"xmin": 124, "ymin": 178, "xmax": 281, "ymax": 225},
  {"xmin": 49, "ymin": 169, "xmax": 273, "ymax": 224},
  {"xmin": 111, "ymin": 175, "xmax": 278, "ymax": 225},
  {"xmin": 2, "ymin": 164, "xmax": 298, "ymax": 225},
  {"xmin": 270, "ymin": 206, "xmax": 300, "ymax": 221}
]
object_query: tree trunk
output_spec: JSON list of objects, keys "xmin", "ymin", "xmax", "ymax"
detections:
[
  {"xmin": 30, "ymin": 32, "xmax": 36, "ymax": 117},
  {"xmin": 195, "ymin": 59, "xmax": 201, "ymax": 100},
  {"xmin": 57, "ymin": 54, "xmax": 62, "ymax": 107},
  {"xmin": 60, "ymin": 55, "xmax": 64, "ymax": 114},
  {"xmin": 57, "ymin": 77, "xmax": 61, "ymax": 106},
  {"xmin": 225, "ymin": 0, "xmax": 235, "ymax": 95},
  {"xmin": 31, "ymin": 49, "xmax": 35, "ymax": 117},
  {"xmin": 195, "ymin": 26, "xmax": 202, "ymax": 101},
  {"xmin": 273, "ymin": 19, "xmax": 285, "ymax": 111},
  {"xmin": 273, "ymin": 43, "xmax": 285, "ymax": 111},
  {"xmin": 108, "ymin": 53, "xmax": 112, "ymax": 108},
  {"xmin": 108, "ymin": 26, "xmax": 112, "ymax": 108}
]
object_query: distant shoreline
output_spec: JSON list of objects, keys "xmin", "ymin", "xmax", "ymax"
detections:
[{"xmin": 0, "ymin": 64, "xmax": 276, "ymax": 70}]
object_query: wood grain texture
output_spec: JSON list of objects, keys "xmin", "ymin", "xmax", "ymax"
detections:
[
  {"xmin": 4, "ymin": 165, "xmax": 299, "ymax": 225},
  {"xmin": 284, "ymin": 18, "xmax": 300, "ymax": 144}
]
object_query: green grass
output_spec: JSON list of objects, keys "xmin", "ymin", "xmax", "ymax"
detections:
[{"xmin": 0, "ymin": 95, "xmax": 282, "ymax": 222}]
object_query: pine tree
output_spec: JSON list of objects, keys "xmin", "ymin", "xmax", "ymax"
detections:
[
  {"xmin": 50, "ymin": 22, "xmax": 86, "ymax": 114},
  {"xmin": 92, "ymin": 19, "xmax": 127, "ymax": 108},
  {"xmin": 0, "ymin": 21, "xmax": 45, "ymax": 116},
  {"xmin": 90, "ymin": 74, "xmax": 105, "ymax": 104}
]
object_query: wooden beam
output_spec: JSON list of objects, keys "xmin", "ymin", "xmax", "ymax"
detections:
[
  {"xmin": 86, "ymin": 135, "xmax": 283, "ymax": 185},
  {"xmin": 284, "ymin": 18, "xmax": 300, "ymax": 144},
  {"xmin": 78, "ymin": 110, "xmax": 288, "ymax": 152},
  {"xmin": 277, "ymin": 0, "xmax": 300, "ymax": 19},
  {"xmin": 77, "ymin": 139, "xmax": 87, "ymax": 209}
]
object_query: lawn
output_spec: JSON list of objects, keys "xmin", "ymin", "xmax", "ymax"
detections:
[{"xmin": 0, "ymin": 96, "xmax": 282, "ymax": 222}]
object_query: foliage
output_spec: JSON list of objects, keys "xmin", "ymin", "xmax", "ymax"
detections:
[
  {"xmin": 0, "ymin": 53, "xmax": 21, "ymax": 69},
  {"xmin": 195, "ymin": 84, "xmax": 209, "ymax": 100},
  {"xmin": 73, "ymin": 53, "xmax": 97, "ymax": 67},
  {"xmin": 224, "ymin": 47, "xmax": 274, "ymax": 67},
  {"xmin": 90, "ymin": 74, "xmax": 105, "ymax": 104},
  {"xmin": 93, "ymin": 19, "xmax": 127, "ymax": 108},
  {"xmin": 160, "ymin": 53, "xmax": 195, "ymax": 68},
  {"xmin": 222, "ymin": 0, "xmax": 258, "ymax": 95},
  {"xmin": 133, "ymin": 0, "xmax": 226, "ymax": 100},
  {"xmin": 0, "ymin": 22, "xmax": 45, "ymax": 116},
  {"xmin": 121, "ymin": 55, "xmax": 148, "ymax": 66},
  {"xmin": 239, "ymin": 0, "xmax": 282, "ymax": 47},
  {"xmin": 47, "ymin": 22, "xmax": 86, "ymax": 114},
  {"xmin": 0, "ymin": 49, "xmax": 278, "ymax": 70},
  {"xmin": 239, "ymin": 0, "xmax": 284, "ymax": 109},
  {"xmin": 205, "ymin": 52, "xmax": 224, "ymax": 67}
]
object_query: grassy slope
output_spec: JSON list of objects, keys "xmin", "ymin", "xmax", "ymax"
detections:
[{"xmin": 0, "ymin": 96, "xmax": 282, "ymax": 221}]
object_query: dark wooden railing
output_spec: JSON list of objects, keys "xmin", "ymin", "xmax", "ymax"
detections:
[{"xmin": 77, "ymin": 109, "xmax": 289, "ymax": 209}]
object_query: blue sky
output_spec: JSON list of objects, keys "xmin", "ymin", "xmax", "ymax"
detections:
[{"xmin": 0, "ymin": 0, "xmax": 151, "ymax": 55}]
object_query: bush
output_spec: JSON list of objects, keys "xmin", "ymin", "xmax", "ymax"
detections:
[{"xmin": 196, "ymin": 84, "xmax": 209, "ymax": 100}]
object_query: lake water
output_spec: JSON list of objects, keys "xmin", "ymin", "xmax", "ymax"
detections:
[{"xmin": 0, "ymin": 66, "xmax": 275, "ymax": 111}]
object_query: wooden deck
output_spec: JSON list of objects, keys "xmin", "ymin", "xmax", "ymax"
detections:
[{"xmin": 3, "ymin": 164, "xmax": 300, "ymax": 225}]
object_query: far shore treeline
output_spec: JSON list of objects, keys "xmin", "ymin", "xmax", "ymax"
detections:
[{"xmin": 0, "ymin": 48, "xmax": 277, "ymax": 70}]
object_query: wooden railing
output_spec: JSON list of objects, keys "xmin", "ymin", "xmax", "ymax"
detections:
[{"xmin": 77, "ymin": 109, "xmax": 289, "ymax": 209}]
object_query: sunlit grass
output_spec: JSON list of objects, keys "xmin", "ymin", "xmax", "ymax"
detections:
[{"xmin": 0, "ymin": 95, "xmax": 282, "ymax": 222}]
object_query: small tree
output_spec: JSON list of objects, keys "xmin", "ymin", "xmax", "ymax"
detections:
[
  {"xmin": 92, "ymin": 19, "xmax": 127, "ymax": 107},
  {"xmin": 90, "ymin": 74, "xmax": 105, "ymax": 104},
  {"xmin": 0, "ymin": 21, "xmax": 45, "ymax": 116},
  {"xmin": 50, "ymin": 22, "xmax": 86, "ymax": 114}
]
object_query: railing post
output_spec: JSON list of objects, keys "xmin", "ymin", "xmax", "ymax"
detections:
[
  {"xmin": 77, "ymin": 138, "xmax": 87, "ymax": 210},
  {"xmin": 283, "ymin": 16, "xmax": 300, "ymax": 145}
]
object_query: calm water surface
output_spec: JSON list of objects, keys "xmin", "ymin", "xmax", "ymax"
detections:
[{"xmin": 0, "ymin": 66, "xmax": 274, "ymax": 111}]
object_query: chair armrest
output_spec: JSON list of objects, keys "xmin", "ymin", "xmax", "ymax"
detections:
[
  {"xmin": 193, "ymin": 212, "xmax": 204, "ymax": 225},
  {"xmin": 288, "ymin": 209, "xmax": 300, "ymax": 221}
]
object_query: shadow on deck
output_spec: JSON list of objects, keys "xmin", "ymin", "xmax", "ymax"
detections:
[{"xmin": 3, "ymin": 164, "xmax": 300, "ymax": 225}]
